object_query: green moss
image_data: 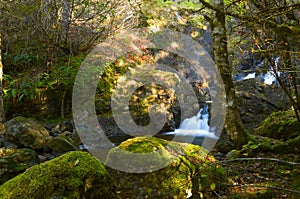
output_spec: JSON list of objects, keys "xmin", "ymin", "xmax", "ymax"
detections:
[
  {"xmin": 46, "ymin": 135, "xmax": 78, "ymax": 155},
  {"xmin": 292, "ymin": 177, "xmax": 300, "ymax": 191},
  {"xmin": 118, "ymin": 136, "xmax": 169, "ymax": 153},
  {"xmin": 255, "ymin": 109, "xmax": 300, "ymax": 140},
  {"xmin": 0, "ymin": 151, "xmax": 112, "ymax": 199},
  {"xmin": 0, "ymin": 148, "xmax": 40, "ymax": 185},
  {"xmin": 106, "ymin": 137, "xmax": 227, "ymax": 198}
]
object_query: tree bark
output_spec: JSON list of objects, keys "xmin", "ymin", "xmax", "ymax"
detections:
[
  {"xmin": 61, "ymin": 0, "xmax": 71, "ymax": 43},
  {"xmin": 0, "ymin": 33, "xmax": 5, "ymax": 123},
  {"xmin": 211, "ymin": 0, "xmax": 248, "ymax": 148}
]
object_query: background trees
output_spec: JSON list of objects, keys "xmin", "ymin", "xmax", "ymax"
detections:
[
  {"xmin": 0, "ymin": 0, "xmax": 141, "ymax": 119},
  {"xmin": 194, "ymin": 0, "xmax": 299, "ymax": 148},
  {"xmin": 0, "ymin": 0, "xmax": 298, "ymax": 147},
  {"xmin": 239, "ymin": 0, "xmax": 300, "ymax": 121}
]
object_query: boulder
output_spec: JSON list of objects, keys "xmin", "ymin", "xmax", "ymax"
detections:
[
  {"xmin": 106, "ymin": 137, "xmax": 227, "ymax": 198},
  {"xmin": 255, "ymin": 109, "xmax": 300, "ymax": 140},
  {"xmin": 235, "ymin": 79, "xmax": 290, "ymax": 132},
  {"xmin": 0, "ymin": 148, "xmax": 40, "ymax": 185},
  {"xmin": 4, "ymin": 117, "xmax": 50, "ymax": 150},
  {"xmin": 0, "ymin": 151, "xmax": 113, "ymax": 199},
  {"xmin": 45, "ymin": 134, "xmax": 79, "ymax": 156}
]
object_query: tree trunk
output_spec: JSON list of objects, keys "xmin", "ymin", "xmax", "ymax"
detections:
[
  {"xmin": 61, "ymin": 0, "xmax": 71, "ymax": 42},
  {"xmin": 211, "ymin": 1, "xmax": 248, "ymax": 148},
  {"xmin": 0, "ymin": 33, "xmax": 5, "ymax": 124}
]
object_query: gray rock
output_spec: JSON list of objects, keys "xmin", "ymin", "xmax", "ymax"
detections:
[
  {"xmin": 235, "ymin": 79, "xmax": 290, "ymax": 132},
  {"xmin": 4, "ymin": 117, "xmax": 51, "ymax": 150},
  {"xmin": 60, "ymin": 121, "xmax": 73, "ymax": 132}
]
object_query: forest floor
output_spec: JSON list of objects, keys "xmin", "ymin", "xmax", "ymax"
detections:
[{"xmin": 212, "ymin": 151, "xmax": 300, "ymax": 199}]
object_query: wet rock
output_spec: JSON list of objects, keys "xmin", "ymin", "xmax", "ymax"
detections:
[
  {"xmin": 0, "ymin": 151, "xmax": 113, "ymax": 198},
  {"xmin": 106, "ymin": 137, "xmax": 227, "ymax": 198},
  {"xmin": 49, "ymin": 124, "xmax": 61, "ymax": 137},
  {"xmin": 235, "ymin": 79, "xmax": 290, "ymax": 132},
  {"xmin": 70, "ymin": 131, "xmax": 82, "ymax": 146},
  {"xmin": 4, "ymin": 117, "xmax": 50, "ymax": 150},
  {"xmin": 0, "ymin": 148, "xmax": 40, "ymax": 185},
  {"xmin": 45, "ymin": 135, "xmax": 79, "ymax": 156},
  {"xmin": 97, "ymin": 114, "xmax": 125, "ymax": 137},
  {"xmin": 43, "ymin": 123, "xmax": 56, "ymax": 131},
  {"xmin": 60, "ymin": 120, "xmax": 73, "ymax": 132},
  {"xmin": 0, "ymin": 137, "xmax": 18, "ymax": 149}
]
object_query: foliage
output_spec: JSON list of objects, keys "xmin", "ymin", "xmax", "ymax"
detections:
[
  {"xmin": 96, "ymin": 51, "xmax": 154, "ymax": 114},
  {"xmin": 1, "ymin": 0, "xmax": 141, "ymax": 55},
  {"xmin": 0, "ymin": 0, "xmax": 142, "ymax": 119},
  {"xmin": 3, "ymin": 73, "xmax": 45, "ymax": 103},
  {"xmin": 223, "ymin": 0, "xmax": 300, "ymax": 120}
]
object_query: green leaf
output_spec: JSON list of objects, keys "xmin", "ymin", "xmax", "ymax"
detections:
[
  {"xmin": 249, "ymin": 144, "xmax": 259, "ymax": 149},
  {"xmin": 210, "ymin": 183, "xmax": 216, "ymax": 191}
]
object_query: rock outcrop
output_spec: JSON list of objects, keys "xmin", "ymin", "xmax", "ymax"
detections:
[{"xmin": 235, "ymin": 79, "xmax": 290, "ymax": 132}]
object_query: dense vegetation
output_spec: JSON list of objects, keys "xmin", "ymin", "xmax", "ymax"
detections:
[{"xmin": 0, "ymin": 0, "xmax": 299, "ymax": 198}]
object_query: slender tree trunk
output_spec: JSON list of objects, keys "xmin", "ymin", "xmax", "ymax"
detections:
[
  {"xmin": 61, "ymin": 0, "xmax": 71, "ymax": 45},
  {"xmin": 0, "ymin": 33, "xmax": 5, "ymax": 124},
  {"xmin": 211, "ymin": 0, "xmax": 248, "ymax": 148}
]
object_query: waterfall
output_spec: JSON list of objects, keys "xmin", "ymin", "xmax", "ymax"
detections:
[
  {"xmin": 178, "ymin": 105, "xmax": 210, "ymax": 131},
  {"xmin": 168, "ymin": 105, "xmax": 218, "ymax": 140},
  {"xmin": 106, "ymin": 105, "xmax": 219, "ymax": 146},
  {"xmin": 234, "ymin": 57, "xmax": 281, "ymax": 85}
]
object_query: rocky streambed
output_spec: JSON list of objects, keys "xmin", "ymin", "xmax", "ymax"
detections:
[{"xmin": 0, "ymin": 117, "xmax": 227, "ymax": 198}]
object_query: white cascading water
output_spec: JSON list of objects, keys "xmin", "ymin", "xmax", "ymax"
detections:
[
  {"xmin": 238, "ymin": 57, "xmax": 281, "ymax": 85},
  {"xmin": 172, "ymin": 105, "xmax": 218, "ymax": 140}
]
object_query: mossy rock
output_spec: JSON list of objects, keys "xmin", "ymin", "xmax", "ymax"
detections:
[
  {"xmin": 255, "ymin": 109, "xmax": 300, "ymax": 140},
  {"xmin": 45, "ymin": 134, "xmax": 78, "ymax": 156},
  {"xmin": 0, "ymin": 151, "xmax": 113, "ymax": 199},
  {"xmin": 228, "ymin": 190, "xmax": 274, "ymax": 199},
  {"xmin": 227, "ymin": 134, "xmax": 300, "ymax": 158},
  {"xmin": 0, "ymin": 148, "xmax": 40, "ymax": 185},
  {"xmin": 106, "ymin": 137, "xmax": 227, "ymax": 198},
  {"xmin": 272, "ymin": 134, "xmax": 300, "ymax": 154},
  {"xmin": 4, "ymin": 116, "xmax": 50, "ymax": 149}
]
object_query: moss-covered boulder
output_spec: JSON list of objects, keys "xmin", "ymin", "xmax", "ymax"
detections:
[
  {"xmin": 106, "ymin": 137, "xmax": 227, "ymax": 198},
  {"xmin": 255, "ymin": 109, "xmax": 300, "ymax": 140},
  {"xmin": 0, "ymin": 148, "xmax": 40, "ymax": 185},
  {"xmin": 45, "ymin": 134, "xmax": 79, "ymax": 156},
  {"xmin": 0, "ymin": 151, "xmax": 113, "ymax": 199},
  {"xmin": 4, "ymin": 117, "xmax": 50, "ymax": 150}
]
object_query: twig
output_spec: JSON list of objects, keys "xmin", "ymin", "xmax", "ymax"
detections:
[
  {"xmin": 217, "ymin": 157, "xmax": 300, "ymax": 166},
  {"xmin": 229, "ymin": 184, "xmax": 300, "ymax": 194}
]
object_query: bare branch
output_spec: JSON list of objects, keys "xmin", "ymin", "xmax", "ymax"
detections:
[{"xmin": 218, "ymin": 157, "xmax": 300, "ymax": 166}]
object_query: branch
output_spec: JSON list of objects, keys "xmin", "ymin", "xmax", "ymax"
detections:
[
  {"xmin": 229, "ymin": 184, "xmax": 300, "ymax": 194},
  {"xmin": 198, "ymin": 0, "xmax": 299, "ymax": 22},
  {"xmin": 217, "ymin": 157, "xmax": 300, "ymax": 166}
]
